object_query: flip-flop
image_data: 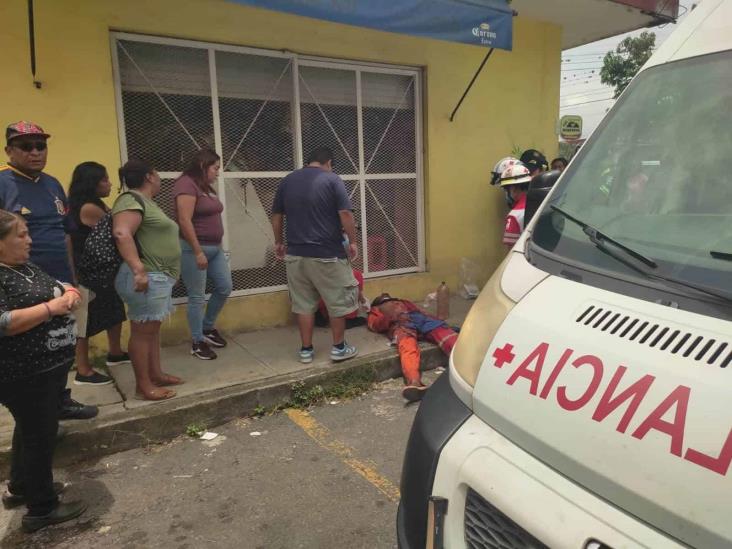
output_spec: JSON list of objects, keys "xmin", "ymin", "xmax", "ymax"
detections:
[
  {"xmin": 135, "ymin": 388, "xmax": 176, "ymax": 401},
  {"xmin": 402, "ymin": 385, "xmax": 428, "ymax": 403},
  {"xmin": 153, "ymin": 374, "xmax": 184, "ymax": 387}
]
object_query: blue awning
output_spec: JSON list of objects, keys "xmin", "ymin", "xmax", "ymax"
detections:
[{"xmin": 229, "ymin": 0, "xmax": 513, "ymax": 51}]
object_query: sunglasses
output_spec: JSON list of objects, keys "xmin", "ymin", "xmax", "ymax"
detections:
[{"xmin": 12, "ymin": 141, "xmax": 47, "ymax": 152}]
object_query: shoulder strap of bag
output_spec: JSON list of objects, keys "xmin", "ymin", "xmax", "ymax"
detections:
[
  {"xmin": 115, "ymin": 191, "xmax": 147, "ymax": 259},
  {"xmin": 119, "ymin": 191, "xmax": 147, "ymax": 217}
]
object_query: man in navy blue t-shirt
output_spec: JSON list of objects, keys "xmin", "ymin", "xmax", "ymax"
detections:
[
  {"xmin": 0, "ymin": 122, "xmax": 74, "ymax": 282},
  {"xmin": 272, "ymin": 147, "xmax": 360, "ymax": 365},
  {"xmin": 0, "ymin": 121, "xmax": 97, "ymax": 421}
]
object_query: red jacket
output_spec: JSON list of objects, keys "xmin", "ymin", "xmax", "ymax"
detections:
[{"xmin": 367, "ymin": 299, "xmax": 421, "ymax": 340}]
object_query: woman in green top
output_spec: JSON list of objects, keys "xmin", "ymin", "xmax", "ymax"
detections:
[{"xmin": 112, "ymin": 160, "xmax": 183, "ymax": 401}]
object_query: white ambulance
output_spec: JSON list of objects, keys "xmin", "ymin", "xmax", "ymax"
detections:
[{"xmin": 398, "ymin": 2, "xmax": 732, "ymax": 547}]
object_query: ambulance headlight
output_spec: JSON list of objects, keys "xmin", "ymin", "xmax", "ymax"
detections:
[{"xmin": 450, "ymin": 251, "xmax": 548, "ymax": 408}]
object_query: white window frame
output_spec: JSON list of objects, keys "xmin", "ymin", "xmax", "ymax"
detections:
[{"xmin": 110, "ymin": 31, "xmax": 425, "ymax": 298}]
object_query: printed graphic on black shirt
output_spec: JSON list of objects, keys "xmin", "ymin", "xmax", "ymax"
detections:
[
  {"xmin": 46, "ymin": 319, "xmax": 76, "ymax": 351},
  {"xmin": 0, "ymin": 263, "xmax": 76, "ymax": 382}
]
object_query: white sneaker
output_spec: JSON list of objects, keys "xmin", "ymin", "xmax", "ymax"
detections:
[
  {"xmin": 330, "ymin": 342, "xmax": 358, "ymax": 362},
  {"xmin": 299, "ymin": 348, "xmax": 315, "ymax": 364}
]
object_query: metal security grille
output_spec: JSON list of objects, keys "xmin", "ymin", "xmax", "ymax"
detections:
[
  {"xmin": 112, "ymin": 33, "xmax": 424, "ymax": 297},
  {"xmin": 464, "ymin": 489, "xmax": 547, "ymax": 549}
]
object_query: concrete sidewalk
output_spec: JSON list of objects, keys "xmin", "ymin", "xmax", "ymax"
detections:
[{"xmin": 0, "ymin": 297, "xmax": 472, "ymax": 470}]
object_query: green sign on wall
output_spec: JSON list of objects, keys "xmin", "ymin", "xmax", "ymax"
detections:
[{"xmin": 560, "ymin": 115, "xmax": 583, "ymax": 140}]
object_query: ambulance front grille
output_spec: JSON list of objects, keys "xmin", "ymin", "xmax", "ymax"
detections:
[
  {"xmin": 576, "ymin": 305, "xmax": 732, "ymax": 368},
  {"xmin": 464, "ymin": 488, "xmax": 547, "ymax": 549}
]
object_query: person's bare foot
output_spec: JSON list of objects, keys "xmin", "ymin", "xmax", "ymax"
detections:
[
  {"xmin": 135, "ymin": 387, "xmax": 176, "ymax": 401},
  {"xmin": 152, "ymin": 373, "xmax": 184, "ymax": 387}
]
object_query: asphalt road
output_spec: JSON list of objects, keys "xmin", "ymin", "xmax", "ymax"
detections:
[{"xmin": 0, "ymin": 370, "xmax": 442, "ymax": 549}]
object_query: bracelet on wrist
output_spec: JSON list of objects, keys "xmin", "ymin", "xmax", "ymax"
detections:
[
  {"xmin": 65, "ymin": 287, "xmax": 81, "ymax": 298},
  {"xmin": 42, "ymin": 302, "xmax": 52, "ymax": 320}
]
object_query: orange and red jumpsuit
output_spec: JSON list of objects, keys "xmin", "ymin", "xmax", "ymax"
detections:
[{"xmin": 367, "ymin": 299, "xmax": 458, "ymax": 385}]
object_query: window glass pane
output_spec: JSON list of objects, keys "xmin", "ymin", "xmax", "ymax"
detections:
[
  {"xmin": 534, "ymin": 51, "xmax": 732, "ymax": 296},
  {"xmin": 365, "ymin": 179, "xmax": 419, "ymax": 272},
  {"xmin": 224, "ymin": 177, "xmax": 286, "ymax": 290},
  {"xmin": 299, "ymin": 66, "xmax": 359, "ymax": 174},
  {"xmin": 118, "ymin": 41, "xmax": 214, "ymax": 171},
  {"xmin": 362, "ymin": 72, "xmax": 416, "ymax": 174},
  {"xmin": 217, "ymin": 52, "xmax": 295, "ymax": 172}
]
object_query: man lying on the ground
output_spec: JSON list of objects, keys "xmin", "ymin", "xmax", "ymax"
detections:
[{"xmin": 367, "ymin": 293, "xmax": 458, "ymax": 402}]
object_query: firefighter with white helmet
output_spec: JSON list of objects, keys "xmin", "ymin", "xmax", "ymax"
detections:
[
  {"xmin": 499, "ymin": 163, "xmax": 532, "ymax": 247},
  {"xmin": 490, "ymin": 156, "xmax": 521, "ymax": 186}
]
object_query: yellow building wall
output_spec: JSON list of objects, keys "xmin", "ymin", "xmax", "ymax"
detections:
[{"xmin": 0, "ymin": 0, "xmax": 560, "ymax": 348}]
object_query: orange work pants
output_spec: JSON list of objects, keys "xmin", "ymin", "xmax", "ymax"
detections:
[{"xmin": 395, "ymin": 328, "xmax": 420, "ymax": 385}]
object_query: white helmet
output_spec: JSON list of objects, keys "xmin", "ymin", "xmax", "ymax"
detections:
[
  {"xmin": 490, "ymin": 156, "xmax": 520, "ymax": 185},
  {"xmin": 499, "ymin": 163, "xmax": 532, "ymax": 187}
]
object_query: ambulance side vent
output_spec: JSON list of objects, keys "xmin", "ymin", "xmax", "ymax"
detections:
[{"xmin": 576, "ymin": 305, "xmax": 732, "ymax": 368}]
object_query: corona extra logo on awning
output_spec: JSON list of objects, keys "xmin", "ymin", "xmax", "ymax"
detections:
[{"xmin": 472, "ymin": 22, "xmax": 498, "ymax": 45}]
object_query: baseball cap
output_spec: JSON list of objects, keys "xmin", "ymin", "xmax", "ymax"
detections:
[
  {"xmin": 6, "ymin": 121, "xmax": 51, "ymax": 143},
  {"xmin": 519, "ymin": 149, "xmax": 548, "ymax": 172}
]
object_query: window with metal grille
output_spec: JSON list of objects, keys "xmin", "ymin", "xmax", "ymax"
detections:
[{"xmin": 112, "ymin": 33, "xmax": 425, "ymax": 298}]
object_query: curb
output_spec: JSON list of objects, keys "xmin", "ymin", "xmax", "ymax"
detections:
[{"xmin": 0, "ymin": 345, "xmax": 446, "ymax": 475}]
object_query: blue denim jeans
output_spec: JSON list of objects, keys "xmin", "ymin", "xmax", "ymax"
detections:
[
  {"xmin": 115, "ymin": 263, "xmax": 175, "ymax": 323},
  {"xmin": 180, "ymin": 240, "xmax": 233, "ymax": 343}
]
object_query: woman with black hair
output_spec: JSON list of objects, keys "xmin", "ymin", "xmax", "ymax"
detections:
[
  {"xmin": 173, "ymin": 149, "xmax": 232, "ymax": 360},
  {"xmin": 112, "ymin": 159, "xmax": 183, "ymax": 401},
  {"xmin": 68, "ymin": 162, "xmax": 128, "ymax": 386},
  {"xmin": 551, "ymin": 157, "xmax": 568, "ymax": 173}
]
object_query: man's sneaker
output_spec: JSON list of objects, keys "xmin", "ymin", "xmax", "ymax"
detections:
[
  {"xmin": 106, "ymin": 352, "xmax": 130, "ymax": 366},
  {"xmin": 330, "ymin": 342, "xmax": 358, "ymax": 362},
  {"xmin": 3, "ymin": 482, "xmax": 69, "ymax": 510},
  {"xmin": 59, "ymin": 399, "xmax": 98, "ymax": 421},
  {"xmin": 203, "ymin": 329, "xmax": 227, "ymax": 348},
  {"xmin": 299, "ymin": 347, "xmax": 315, "ymax": 364},
  {"xmin": 73, "ymin": 371, "xmax": 113, "ymax": 386},
  {"xmin": 21, "ymin": 500, "xmax": 88, "ymax": 533},
  {"xmin": 191, "ymin": 341, "xmax": 217, "ymax": 360}
]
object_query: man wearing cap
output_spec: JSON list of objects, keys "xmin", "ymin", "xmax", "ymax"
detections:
[
  {"xmin": 519, "ymin": 148, "xmax": 549, "ymax": 178},
  {"xmin": 0, "ymin": 121, "xmax": 97, "ymax": 421},
  {"xmin": 0, "ymin": 122, "xmax": 75, "ymax": 282}
]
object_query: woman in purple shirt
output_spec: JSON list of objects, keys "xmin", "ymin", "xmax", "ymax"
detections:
[{"xmin": 173, "ymin": 150, "xmax": 232, "ymax": 360}]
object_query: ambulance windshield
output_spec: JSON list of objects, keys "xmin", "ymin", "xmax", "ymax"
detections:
[{"xmin": 532, "ymin": 50, "xmax": 732, "ymax": 301}]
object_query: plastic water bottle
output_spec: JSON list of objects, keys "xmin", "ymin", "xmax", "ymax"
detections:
[{"xmin": 436, "ymin": 281, "xmax": 450, "ymax": 320}]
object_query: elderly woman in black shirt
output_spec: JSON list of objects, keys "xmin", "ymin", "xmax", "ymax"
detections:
[{"xmin": 0, "ymin": 210, "xmax": 87, "ymax": 533}]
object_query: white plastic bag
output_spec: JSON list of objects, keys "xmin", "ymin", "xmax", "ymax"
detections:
[{"xmin": 423, "ymin": 291, "xmax": 437, "ymax": 311}]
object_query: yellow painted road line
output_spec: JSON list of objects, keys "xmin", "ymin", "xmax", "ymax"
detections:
[{"xmin": 286, "ymin": 408, "xmax": 401, "ymax": 503}]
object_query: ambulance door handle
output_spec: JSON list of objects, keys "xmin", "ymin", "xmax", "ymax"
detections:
[{"xmin": 585, "ymin": 540, "xmax": 614, "ymax": 549}]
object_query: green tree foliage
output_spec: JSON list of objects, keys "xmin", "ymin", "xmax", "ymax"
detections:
[{"xmin": 600, "ymin": 31, "xmax": 656, "ymax": 98}]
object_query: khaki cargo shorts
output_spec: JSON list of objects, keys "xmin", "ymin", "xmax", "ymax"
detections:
[{"xmin": 285, "ymin": 255, "xmax": 359, "ymax": 318}]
